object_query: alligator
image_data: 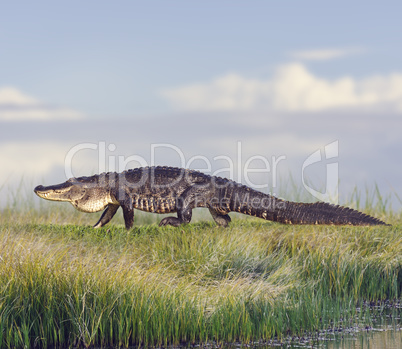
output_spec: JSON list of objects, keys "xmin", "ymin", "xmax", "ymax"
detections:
[{"xmin": 34, "ymin": 166, "xmax": 388, "ymax": 229}]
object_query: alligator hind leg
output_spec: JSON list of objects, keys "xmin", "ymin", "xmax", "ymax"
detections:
[
  {"xmin": 208, "ymin": 208, "xmax": 231, "ymax": 227},
  {"xmin": 158, "ymin": 203, "xmax": 193, "ymax": 227},
  {"xmin": 93, "ymin": 204, "xmax": 119, "ymax": 228},
  {"xmin": 159, "ymin": 185, "xmax": 210, "ymax": 227}
]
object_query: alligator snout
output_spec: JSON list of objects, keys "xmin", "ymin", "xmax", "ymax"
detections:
[
  {"xmin": 34, "ymin": 185, "xmax": 45, "ymax": 193},
  {"xmin": 34, "ymin": 185, "xmax": 51, "ymax": 198}
]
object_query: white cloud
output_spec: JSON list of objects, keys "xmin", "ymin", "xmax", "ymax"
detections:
[
  {"xmin": 0, "ymin": 87, "xmax": 38, "ymax": 105},
  {"xmin": 162, "ymin": 74, "xmax": 271, "ymax": 111},
  {"xmin": 161, "ymin": 63, "xmax": 402, "ymax": 113},
  {"xmin": 0, "ymin": 142, "xmax": 67, "ymax": 180},
  {"xmin": 290, "ymin": 48, "xmax": 364, "ymax": 61},
  {"xmin": 0, "ymin": 141, "xmax": 97, "ymax": 187},
  {"xmin": 0, "ymin": 87, "xmax": 84, "ymax": 121}
]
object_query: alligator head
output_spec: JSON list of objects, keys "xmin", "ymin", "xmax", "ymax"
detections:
[{"xmin": 34, "ymin": 177, "xmax": 114, "ymax": 213}]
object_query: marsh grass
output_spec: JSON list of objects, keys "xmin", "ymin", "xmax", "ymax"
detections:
[{"xmin": 0, "ymin": 185, "xmax": 400, "ymax": 348}]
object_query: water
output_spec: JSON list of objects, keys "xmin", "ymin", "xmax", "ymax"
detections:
[
  {"xmin": 244, "ymin": 306, "xmax": 402, "ymax": 349},
  {"xmin": 245, "ymin": 326, "xmax": 401, "ymax": 349},
  {"xmin": 325, "ymin": 327, "xmax": 401, "ymax": 349},
  {"xmin": 320, "ymin": 306, "xmax": 401, "ymax": 349},
  {"xmin": 268, "ymin": 318, "xmax": 401, "ymax": 349}
]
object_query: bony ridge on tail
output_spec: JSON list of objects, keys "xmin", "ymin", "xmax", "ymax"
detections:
[{"xmin": 34, "ymin": 166, "xmax": 389, "ymax": 229}]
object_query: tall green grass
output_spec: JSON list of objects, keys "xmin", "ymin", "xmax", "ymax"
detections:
[{"xmin": 0, "ymin": 186, "xmax": 400, "ymax": 348}]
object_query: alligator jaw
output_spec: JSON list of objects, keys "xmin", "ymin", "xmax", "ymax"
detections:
[
  {"xmin": 35, "ymin": 181, "xmax": 111, "ymax": 213},
  {"xmin": 35, "ymin": 184, "xmax": 63, "ymax": 201},
  {"xmin": 34, "ymin": 182, "xmax": 83, "ymax": 202},
  {"xmin": 34, "ymin": 185, "xmax": 51, "ymax": 199}
]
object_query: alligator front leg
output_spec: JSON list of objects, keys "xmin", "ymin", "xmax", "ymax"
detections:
[
  {"xmin": 121, "ymin": 200, "xmax": 134, "ymax": 229},
  {"xmin": 93, "ymin": 204, "xmax": 120, "ymax": 228}
]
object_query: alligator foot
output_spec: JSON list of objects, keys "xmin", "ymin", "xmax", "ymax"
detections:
[{"xmin": 159, "ymin": 217, "xmax": 182, "ymax": 227}]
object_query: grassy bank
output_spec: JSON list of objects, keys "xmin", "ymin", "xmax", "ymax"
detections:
[{"xmin": 0, "ymin": 199, "xmax": 401, "ymax": 347}]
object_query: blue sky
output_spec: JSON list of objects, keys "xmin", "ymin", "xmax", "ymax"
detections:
[
  {"xmin": 0, "ymin": 1, "xmax": 401, "ymax": 209},
  {"xmin": 1, "ymin": 1, "xmax": 402, "ymax": 116}
]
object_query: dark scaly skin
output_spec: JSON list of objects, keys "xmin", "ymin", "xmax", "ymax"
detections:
[{"xmin": 34, "ymin": 166, "xmax": 389, "ymax": 229}]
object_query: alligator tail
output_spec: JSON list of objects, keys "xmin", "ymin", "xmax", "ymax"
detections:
[
  {"xmin": 229, "ymin": 185, "xmax": 388, "ymax": 226},
  {"xmin": 270, "ymin": 201, "xmax": 388, "ymax": 225}
]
